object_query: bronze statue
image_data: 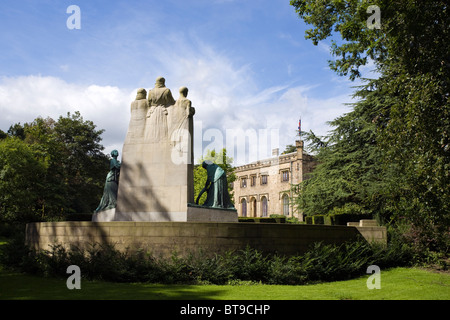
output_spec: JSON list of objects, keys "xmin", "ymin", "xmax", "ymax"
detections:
[
  {"xmin": 94, "ymin": 150, "xmax": 121, "ymax": 213},
  {"xmin": 196, "ymin": 161, "xmax": 235, "ymax": 209}
]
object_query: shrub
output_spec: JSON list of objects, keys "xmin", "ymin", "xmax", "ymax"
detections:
[
  {"xmin": 312, "ymin": 215, "xmax": 325, "ymax": 225},
  {"xmin": 239, "ymin": 217, "xmax": 286, "ymax": 223},
  {"xmin": 1, "ymin": 234, "xmax": 414, "ymax": 285},
  {"xmin": 267, "ymin": 255, "xmax": 307, "ymax": 285},
  {"xmin": 328, "ymin": 213, "xmax": 369, "ymax": 225}
]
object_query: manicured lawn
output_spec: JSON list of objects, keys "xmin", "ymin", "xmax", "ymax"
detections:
[{"xmin": 0, "ymin": 267, "xmax": 448, "ymax": 300}]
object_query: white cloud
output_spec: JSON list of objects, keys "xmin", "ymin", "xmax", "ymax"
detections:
[
  {"xmin": 0, "ymin": 75, "xmax": 133, "ymax": 155},
  {"xmin": 278, "ymin": 33, "xmax": 302, "ymax": 48},
  {"xmin": 0, "ymin": 38, "xmax": 353, "ymax": 166}
]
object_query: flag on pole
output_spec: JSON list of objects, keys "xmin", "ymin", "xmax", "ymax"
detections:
[{"xmin": 298, "ymin": 117, "xmax": 301, "ymax": 136}]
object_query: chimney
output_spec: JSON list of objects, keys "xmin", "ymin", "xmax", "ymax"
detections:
[
  {"xmin": 296, "ymin": 140, "xmax": 303, "ymax": 158},
  {"xmin": 272, "ymin": 148, "xmax": 279, "ymax": 156}
]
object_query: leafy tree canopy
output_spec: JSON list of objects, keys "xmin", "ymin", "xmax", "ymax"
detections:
[
  {"xmin": 290, "ymin": 0, "xmax": 449, "ymax": 255},
  {"xmin": 0, "ymin": 112, "xmax": 109, "ymax": 222}
]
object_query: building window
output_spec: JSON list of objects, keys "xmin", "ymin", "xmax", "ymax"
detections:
[
  {"xmin": 282, "ymin": 170, "xmax": 289, "ymax": 182},
  {"xmin": 282, "ymin": 194, "xmax": 289, "ymax": 215},
  {"xmin": 261, "ymin": 175, "xmax": 268, "ymax": 185},
  {"xmin": 261, "ymin": 196, "xmax": 268, "ymax": 217},
  {"xmin": 241, "ymin": 198, "xmax": 247, "ymax": 217},
  {"xmin": 241, "ymin": 177, "xmax": 247, "ymax": 188},
  {"xmin": 250, "ymin": 175, "xmax": 256, "ymax": 186}
]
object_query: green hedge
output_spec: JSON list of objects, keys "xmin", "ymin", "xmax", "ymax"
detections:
[
  {"xmin": 238, "ymin": 217, "xmax": 286, "ymax": 223},
  {"xmin": 306, "ymin": 213, "xmax": 371, "ymax": 225},
  {"xmin": 312, "ymin": 215, "xmax": 325, "ymax": 225},
  {"xmin": 328, "ymin": 213, "xmax": 370, "ymax": 226}
]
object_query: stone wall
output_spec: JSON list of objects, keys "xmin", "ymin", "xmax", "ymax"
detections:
[{"xmin": 25, "ymin": 221, "xmax": 386, "ymax": 258}]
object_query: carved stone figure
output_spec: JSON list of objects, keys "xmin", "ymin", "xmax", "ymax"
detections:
[
  {"xmin": 196, "ymin": 161, "xmax": 235, "ymax": 209},
  {"xmin": 169, "ymin": 86, "xmax": 195, "ymax": 154},
  {"xmin": 124, "ymin": 88, "xmax": 148, "ymax": 144},
  {"xmin": 145, "ymin": 77, "xmax": 175, "ymax": 142},
  {"xmin": 95, "ymin": 150, "xmax": 121, "ymax": 213}
]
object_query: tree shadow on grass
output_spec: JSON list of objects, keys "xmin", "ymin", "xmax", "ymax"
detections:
[{"xmin": 0, "ymin": 269, "xmax": 225, "ymax": 300}]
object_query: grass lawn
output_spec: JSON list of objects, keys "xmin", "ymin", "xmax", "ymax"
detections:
[{"xmin": 0, "ymin": 267, "xmax": 448, "ymax": 300}]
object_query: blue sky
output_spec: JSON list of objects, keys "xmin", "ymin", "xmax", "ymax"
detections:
[{"xmin": 0, "ymin": 0, "xmax": 370, "ymax": 165}]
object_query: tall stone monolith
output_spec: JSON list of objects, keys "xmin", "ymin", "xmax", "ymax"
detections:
[{"xmin": 112, "ymin": 77, "xmax": 194, "ymax": 221}]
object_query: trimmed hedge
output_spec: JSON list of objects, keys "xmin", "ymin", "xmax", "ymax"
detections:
[
  {"xmin": 238, "ymin": 217, "xmax": 286, "ymax": 223},
  {"xmin": 328, "ymin": 213, "xmax": 370, "ymax": 226},
  {"xmin": 305, "ymin": 213, "xmax": 372, "ymax": 225},
  {"xmin": 312, "ymin": 215, "xmax": 325, "ymax": 225}
]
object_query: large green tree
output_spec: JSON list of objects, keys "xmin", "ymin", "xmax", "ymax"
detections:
[
  {"xmin": 291, "ymin": 0, "xmax": 449, "ymax": 254},
  {"xmin": 1, "ymin": 112, "xmax": 109, "ymax": 221},
  {"xmin": 0, "ymin": 137, "xmax": 47, "ymax": 221},
  {"xmin": 296, "ymin": 86, "xmax": 388, "ymax": 219}
]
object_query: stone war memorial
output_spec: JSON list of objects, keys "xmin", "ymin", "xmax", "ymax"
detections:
[
  {"xmin": 92, "ymin": 76, "xmax": 237, "ymax": 223},
  {"xmin": 26, "ymin": 77, "xmax": 387, "ymax": 258}
]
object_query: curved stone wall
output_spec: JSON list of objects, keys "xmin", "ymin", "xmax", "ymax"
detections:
[{"xmin": 25, "ymin": 221, "xmax": 385, "ymax": 258}]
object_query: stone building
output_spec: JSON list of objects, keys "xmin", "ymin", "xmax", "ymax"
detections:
[{"xmin": 232, "ymin": 140, "xmax": 316, "ymax": 221}]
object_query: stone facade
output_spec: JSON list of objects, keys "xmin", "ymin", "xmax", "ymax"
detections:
[{"xmin": 232, "ymin": 140, "xmax": 316, "ymax": 221}]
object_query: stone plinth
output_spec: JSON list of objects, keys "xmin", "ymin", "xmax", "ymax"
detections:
[
  {"xmin": 115, "ymin": 142, "xmax": 193, "ymax": 219},
  {"xmin": 92, "ymin": 208, "xmax": 116, "ymax": 222},
  {"xmin": 92, "ymin": 204, "xmax": 238, "ymax": 223},
  {"xmin": 359, "ymin": 219, "xmax": 378, "ymax": 227},
  {"xmin": 186, "ymin": 204, "xmax": 238, "ymax": 222},
  {"xmin": 114, "ymin": 81, "xmax": 196, "ymax": 222}
]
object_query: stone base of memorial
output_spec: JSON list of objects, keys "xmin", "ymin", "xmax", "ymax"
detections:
[
  {"xmin": 92, "ymin": 203, "xmax": 238, "ymax": 222},
  {"xmin": 26, "ymin": 221, "xmax": 386, "ymax": 259}
]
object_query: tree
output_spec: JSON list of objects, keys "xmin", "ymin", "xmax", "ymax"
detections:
[
  {"xmin": 51, "ymin": 112, "xmax": 108, "ymax": 214},
  {"xmin": 0, "ymin": 129, "xmax": 7, "ymax": 140},
  {"xmin": 295, "ymin": 86, "xmax": 389, "ymax": 219},
  {"xmin": 1, "ymin": 112, "xmax": 109, "ymax": 221},
  {"xmin": 290, "ymin": 0, "xmax": 449, "ymax": 254},
  {"xmin": 282, "ymin": 144, "xmax": 297, "ymax": 154},
  {"xmin": 0, "ymin": 137, "xmax": 47, "ymax": 221},
  {"xmin": 7, "ymin": 123, "xmax": 26, "ymax": 140},
  {"xmin": 193, "ymin": 149, "xmax": 236, "ymax": 205}
]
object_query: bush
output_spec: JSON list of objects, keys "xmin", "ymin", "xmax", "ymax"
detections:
[
  {"xmin": 239, "ymin": 217, "xmax": 286, "ymax": 223},
  {"xmin": 328, "ymin": 213, "xmax": 370, "ymax": 225},
  {"xmin": 312, "ymin": 215, "xmax": 325, "ymax": 225},
  {"xmin": 0, "ymin": 234, "xmax": 414, "ymax": 285}
]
